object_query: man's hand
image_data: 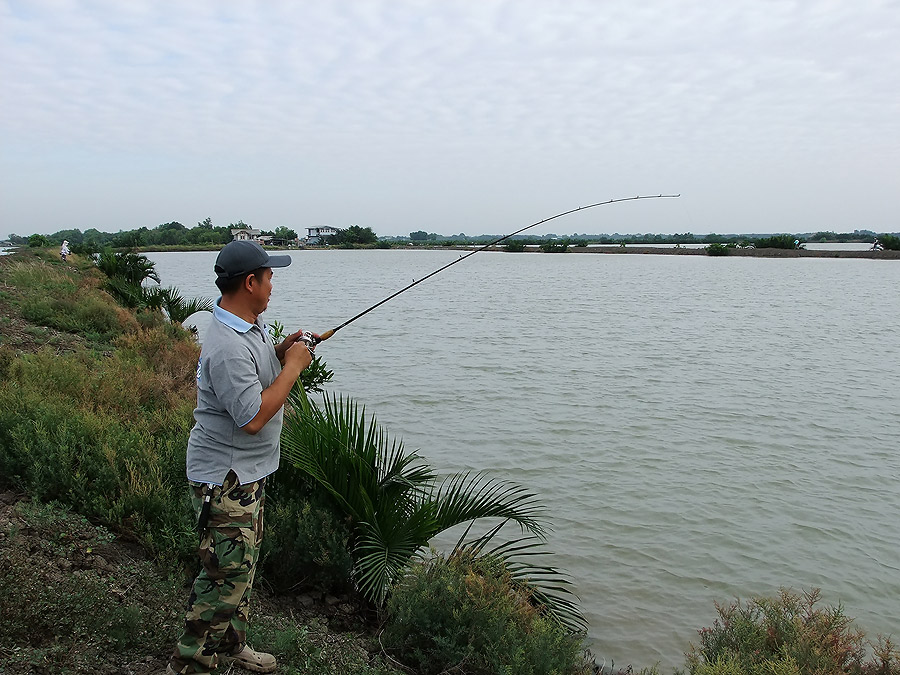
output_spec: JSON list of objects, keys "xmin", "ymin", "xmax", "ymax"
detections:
[
  {"xmin": 275, "ymin": 329, "xmax": 319, "ymax": 364},
  {"xmin": 283, "ymin": 338, "xmax": 313, "ymax": 375}
]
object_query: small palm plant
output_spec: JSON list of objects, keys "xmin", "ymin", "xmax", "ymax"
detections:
[
  {"xmin": 96, "ymin": 250, "xmax": 163, "ymax": 309},
  {"xmin": 280, "ymin": 386, "xmax": 586, "ymax": 631},
  {"xmin": 157, "ymin": 287, "xmax": 214, "ymax": 325},
  {"xmin": 95, "ymin": 250, "xmax": 160, "ymax": 285}
]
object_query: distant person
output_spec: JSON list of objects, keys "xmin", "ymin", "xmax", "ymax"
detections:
[
  {"xmin": 872, "ymin": 238, "xmax": 882, "ymax": 250},
  {"xmin": 59, "ymin": 240, "xmax": 70, "ymax": 261},
  {"xmin": 166, "ymin": 240, "xmax": 315, "ymax": 675},
  {"xmin": 793, "ymin": 239, "xmax": 800, "ymax": 249}
]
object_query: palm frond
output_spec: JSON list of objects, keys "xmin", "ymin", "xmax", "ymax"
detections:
[
  {"xmin": 432, "ymin": 472, "xmax": 546, "ymax": 537},
  {"xmin": 281, "ymin": 392, "xmax": 433, "ymax": 526},
  {"xmin": 158, "ymin": 287, "xmax": 213, "ymax": 324},
  {"xmin": 280, "ymin": 387, "xmax": 580, "ymax": 624},
  {"xmin": 140, "ymin": 285, "xmax": 165, "ymax": 310},
  {"xmin": 105, "ymin": 277, "xmax": 164, "ymax": 309},
  {"xmin": 353, "ymin": 505, "xmax": 437, "ymax": 605}
]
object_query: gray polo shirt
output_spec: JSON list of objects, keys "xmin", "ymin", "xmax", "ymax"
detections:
[{"xmin": 186, "ymin": 302, "xmax": 283, "ymax": 485}]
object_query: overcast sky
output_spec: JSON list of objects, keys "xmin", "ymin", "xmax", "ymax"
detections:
[{"xmin": 2, "ymin": 0, "xmax": 898, "ymax": 239}]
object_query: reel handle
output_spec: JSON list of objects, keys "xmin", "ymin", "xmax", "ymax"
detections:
[{"xmin": 298, "ymin": 328, "xmax": 335, "ymax": 355}]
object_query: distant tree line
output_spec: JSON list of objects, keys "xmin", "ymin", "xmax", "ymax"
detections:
[
  {"xmin": 7, "ymin": 224, "xmax": 899, "ymax": 251},
  {"xmin": 329, "ymin": 225, "xmax": 377, "ymax": 247},
  {"xmin": 6, "ymin": 218, "xmax": 306, "ymax": 252},
  {"xmin": 393, "ymin": 230, "xmax": 900, "ymax": 250},
  {"xmin": 9, "ymin": 218, "xmax": 232, "ymax": 251}
]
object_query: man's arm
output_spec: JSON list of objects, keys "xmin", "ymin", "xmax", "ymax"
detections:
[{"xmin": 243, "ymin": 341, "xmax": 312, "ymax": 435}]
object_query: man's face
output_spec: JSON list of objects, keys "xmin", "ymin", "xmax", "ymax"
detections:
[{"xmin": 251, "ymin": 267, "xmax": 274, "ymax": 314}]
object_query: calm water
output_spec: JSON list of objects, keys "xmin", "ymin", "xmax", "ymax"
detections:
[{"xmin": 149, "ymin": 250, "xmax": 900, "ymax": 669}]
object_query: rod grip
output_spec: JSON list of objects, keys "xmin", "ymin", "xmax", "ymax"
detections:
[{"xmin": 318, "ymin": 329, "xmax": 335, "ymax": 342}]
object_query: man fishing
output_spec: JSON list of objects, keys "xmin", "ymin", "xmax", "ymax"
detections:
[{"xmin": 166, "ymin": 240, "xmax": 314, "ymax": 675}]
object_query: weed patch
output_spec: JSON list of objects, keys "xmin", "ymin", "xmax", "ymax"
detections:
[
  {"xmin": 685, "ymin": 588, "xmax": 899, "ymax": 675},
  {"xmin": 383, "ymin": 552, "xmax": 590, "ymax": 674},
  {"xmin": 250, "ymin": 616, "xmax": 394, "ymax": 675}
]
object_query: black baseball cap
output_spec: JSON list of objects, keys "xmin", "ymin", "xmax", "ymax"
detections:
[{"xmin": 214, "ymin": 240, "xmax": 292, "ymax": 279}]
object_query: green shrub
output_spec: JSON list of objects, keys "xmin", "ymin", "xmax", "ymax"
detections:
[
  {"xmin": 21, "ymin": 293, "xmax": 129, "ymax": 340},
  {"xmin": 879, "ymin": 234, "xmax": 900, "ymax": 250},
  {"xmin": 0, "ymin": 333, "xmax": 199, "ymax": 563},
  {"xmin": 706, "ymin": 243, "xmax": 730, "ymax": 256},
  {"xmin": 136, "ymin": 307, "xmax": 168, "ymax": 331},
  {"xmin": 383, "ymin": 552, "xmax": 588, "ymax": 675},
  {"xmin": 71, "ymin": 240, "xmax": 101, "ymax": 256},
  {"xmin": 754, "ymin": 235, "xmax": 803, "ymax": 249},
  {"xmin": 28, "ymin": 234, "xmax": 50, "ymax": 247},
  {"xmin": 685, "ymin": 588, "xmax": 899, "ymax": 675},
  {"xmin": 157, "ymin": 287, "xmax": 214, "ymax": 324},
  {"xmin": 262, "ymin": 464, "xmax": 354, "ymax": 592},
  {"xmin": 0, "ymin": 385, "xmax": 195, "ymax": 561},
  {"xmin": 540, "ymin": 241, "xmax": 569, "ymax": 253},
  {"xmin": 505, "ymin": 241, "xmax": 526, "ymax": 252}
]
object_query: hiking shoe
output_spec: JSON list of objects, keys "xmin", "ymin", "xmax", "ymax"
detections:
[{"xmin": 221, "ymin": 645, "xmax": 277, "ymax": 673}]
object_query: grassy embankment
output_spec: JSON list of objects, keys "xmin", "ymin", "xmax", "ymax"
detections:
[{"xmin": 0, "ymin": 248, "xmax": 398, "ymax": 674}]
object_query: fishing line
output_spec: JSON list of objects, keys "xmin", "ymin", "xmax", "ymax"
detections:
[{"xmin": 301, "ymin": 194, "xmax": 680, "ymax": 348}]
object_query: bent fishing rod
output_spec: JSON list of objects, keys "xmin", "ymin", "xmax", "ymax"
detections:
[{"xmin": 299, "ymin": 194, "xmax": 680, "ymax": 350}]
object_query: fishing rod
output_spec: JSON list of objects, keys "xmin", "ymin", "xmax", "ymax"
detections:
[{"xmin": 299, "ymin": 194, "xmax": 680, "ymax": 350}]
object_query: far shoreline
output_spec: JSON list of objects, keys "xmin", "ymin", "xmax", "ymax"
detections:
[
  {"xmin": 438, "ymin": 245, "xmax": 900, "ymax": 259},
  {"xmin": 5, "ymin": 243, "xmax": 896, "ymax": 260}
]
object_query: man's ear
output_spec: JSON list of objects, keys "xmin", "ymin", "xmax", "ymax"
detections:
[{"xmin": 242, "ymin": 273, "xmax": 256, "ymax": 293}]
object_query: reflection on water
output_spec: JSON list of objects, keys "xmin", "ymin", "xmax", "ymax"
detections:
[{"xmin": 149, "ymin": 250, "xmax": 900, "ymax": 669}]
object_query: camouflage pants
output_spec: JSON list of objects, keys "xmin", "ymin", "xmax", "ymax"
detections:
[{"xmin": 169, "ymin": 471, "xmax": 266, "ymax": 674}]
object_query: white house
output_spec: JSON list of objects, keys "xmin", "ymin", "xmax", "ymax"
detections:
[
  {"xmin": 306, "ymin": 226, "xmax": 341, "ymax": 245},
  {"xmin": 231, "ymin": 228, "xmax": 262, "ymax": 241}
]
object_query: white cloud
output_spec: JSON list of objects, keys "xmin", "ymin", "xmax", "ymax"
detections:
[{"xmin": 2, "ymin": 0, "xmax": 899, "ymax": 235}]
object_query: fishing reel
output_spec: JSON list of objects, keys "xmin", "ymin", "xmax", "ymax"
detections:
[{"xmin": 298, "ymin": 330, "xmax": 320, "ymax": 356}]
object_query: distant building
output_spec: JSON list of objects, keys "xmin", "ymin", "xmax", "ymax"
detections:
[
  {"xmin": 306, "ymin": 225, "xmax": 341, "ymax": 245},
  {"xmin": 231, "ymin": 228, "xmax": 262, "ymax": 241}
]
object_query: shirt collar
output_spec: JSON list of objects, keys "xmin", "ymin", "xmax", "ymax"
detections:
[{"xmin": 213, "ymin": 298, "xmax": 255, "ymax": 334}]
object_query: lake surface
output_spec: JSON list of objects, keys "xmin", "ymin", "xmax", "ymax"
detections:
[{"xmin": 148, "ymin": 249, "xmax": 900, "ymax": 670}]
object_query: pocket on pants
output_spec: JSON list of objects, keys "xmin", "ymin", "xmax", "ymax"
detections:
[{"xmin": 200, "ymin": 526, "xmax": 258, "ymax": 581}]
